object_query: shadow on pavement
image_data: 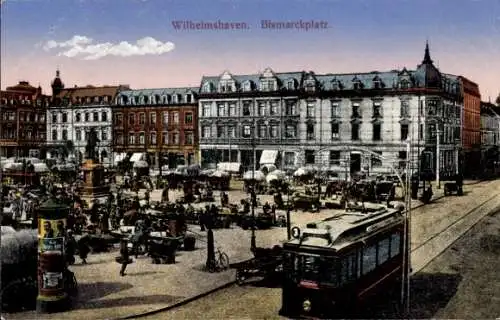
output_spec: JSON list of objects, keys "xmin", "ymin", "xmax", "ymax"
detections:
[
  {"xmin": 75, "ymin": 282, "xmax": 133, "ymax": 304},
  {"xmin": 354, "ymin": 272, "xmax": 462, "ymax": 319}
]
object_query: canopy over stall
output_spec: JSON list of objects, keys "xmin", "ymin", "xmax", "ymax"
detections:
[{"xmin": 260, "ymin": 150, "xmax": 278, "ymax": 165}]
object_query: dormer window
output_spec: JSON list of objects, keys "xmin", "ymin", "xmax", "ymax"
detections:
[
  {"xmin": 331, "ymin": 80, "xmax": 342, "ymax": 90},
  {"xmin": 373, "ymin": 102, "xmax": 382, "ymax": 117},
  {"xmin": 373, "ymin": 80, "xmax": 382, "ymax": 89},
  {"xmin": 305, "ymin": 80, "xmax": 316, "ymax": 92},
  {"xmin": 155, "ymin": 94, "xmax": 161, "ymax": 104},
  {"xmin": 186, "ymin": 94, "xmax": 192, "ymax": 103},
  {"xmin": 260, "ymin": 79, "xmax": 276, "ymax": 92},
  {"xmin": 287, "ymin": 80, "xmax": 296, "ymax": 90},
  {"xmin": 167, "ymin": 94, "xmax": 172, "ymax": 103},
  {"xmin": 353, "ymin": 81, "xmax": 363, "ymax": 90},
  {"xmin": 352, "ymin": 103, "xmax": 361, "ymax": 118},
  {"xmin": 400, "ymin": 80, "xmax": 410, "ymax": 89},
  {"xmin": 133, "ymin": 96, "xmax": 139, "ymax": 104},
  {"xmin": 176, "ymin": 94, "xmax": 182, "ymax": 103},
  {"xmin": 242, "ymin": 81, "xmax": 252, "ymax": 92},
  {"xmin": 202, "ymin": 81, "xmax": 214, "ymax": 93}
]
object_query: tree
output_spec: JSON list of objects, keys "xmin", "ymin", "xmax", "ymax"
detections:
[{"xmin": 496, "ymin": 93, "xmax": 500, "ymax": 106}]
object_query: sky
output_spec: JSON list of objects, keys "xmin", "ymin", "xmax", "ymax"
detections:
[{"xmin": 1, "ymin": 0, "xmax": 500, "ymax": 100}]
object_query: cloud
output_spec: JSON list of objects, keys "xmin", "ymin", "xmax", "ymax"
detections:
[{"xmin": 42, "ymin": 35, "xmax": 175, "ymax": 60}]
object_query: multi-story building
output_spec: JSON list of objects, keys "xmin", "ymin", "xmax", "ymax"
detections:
[
  {"xmin": 0, "ymin": 81, "xmax": 50, "ymax": 158},
  {"xmin": 480, "ymin": 101, "xmax": 500, "ymax": 174},
  {"xmin": 46, "ymin": 70, "xmax": 127, "ymax": 165},
  {"xmin": 458, "ymin": 76, "xmax": 481, "ymax": 177},
  {"xmin": 112, "ymin": 87, "xmax": 198, "ymax": 168},
  {"xmin": 198, "ymin": 43, "xmax": 464, "ymax": 180}
]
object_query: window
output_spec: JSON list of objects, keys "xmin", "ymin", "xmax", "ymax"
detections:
[
  {"xmin": 352, "ymin": 123, "xmax": 360, "ymax": 140},
  {"xmin": 75, "ymin": 113, "xmax": 81, "ymax": 122},
  {"xmin": 306, "ymin": 101, "xmax": 315, "ymax": 117},
  {"xmin": 260, "ymin": 79, "xmax": 274, "ymax": 91},
  {"xmin": 377, "ymin": 238, "xmax": 390, "ymax": 265},
  {"xmin": 139, "ymin": 132, "xmax": 145, "ymax": 144},
  {"xmin": 400, "ymin": 80, "xmax": 410, "ymax": 89},
  {"xmin": 39, "ymin": 114, "xmax": 45, "ymax": 122},
  {"xmin": 284, "ymin": 152, "xmax": 295, "ymax": 166},
  {"xmin": 362, "ymin": 244, "xmax": 377, "ymax": 274},
  {"xmin": 85, "ymin": 113, "xmax": 90, "ymax": 122},
  {"xmin": 242, "ymin": 81, "xmax": 252, "ymax": 92},
  {"xmin": 258, "ymin": 102, "xmax": 266, "ymax": 116},
  {"xmin": 128, "ymin": 132, "xmax": 135, "ymax": 144},
  {"xmin": 329, "ymin": 151, "xmax": 340, "ymax": 165},
  {"xmin": 305, "ymin": 150, "xmax": 315, "ymax": 165},
  {"xmin": 52, "ymin": 130, "xmax": 57, "ymax": 141},
  {"xmin": 229, "ymin": 103, "xmax": 236, "ymax": 116},
  {"xmin": 401, "ymin": 100, "xmax": 410, "ymax": 117},
  {"xmin": 353, "ymin": 81, "xmax": 362, "ymax": 90},
  {"xmin": 102, "ymin": 130, "xmax": 108, "ymax": 141},
  {"xmin": 52, "ymin": 113, "xmax": 57, "ymax": 123},
  {"xmin": 242, "ymin": 101, "xmax": 252, "ymax": 116},
  {"xmin": 352, "ymin": 103, "xmax": 360, "ymax": 117},
  {"xmin": 202, "ymin": 126, "xmax": 211, "ymax": 138},
  {"xmin": 269, "ymin": 101, "xmax": 279, "ymax": 116},
  {"xmin": 185, "ymin": 132, "xmax": 194, "ymax": 145},
  {"xmin": 116, "ymin": 134, "xmax": 124, "ymax": 145},
  {"xmin": 285, "ymin": 124, "xmax": 296, "ymax": 138},
  {"xmin": 162, "ymin": 112, "xmax": 168, "ymax": 125},
  {"xmin": 373, "ymin": 102, "xmax": 381, "ymax": 117},
  {"xmin": 373, "ymin": 80, "xmax": 382, "ymax": 89},
  {"xmin": 373, "ymin": 123, "xmax": 381, "ymax": 141},
  {"xmin": 331, "ymin": 102, "xmax": 339, "ymax": 118},
  {"xmin": 172, "ymin": 132, "xmax": 179, "ymax": 144},
  {"xmin": 217, "ymin": 126, "xmax": 225, "ymax": 138},
  {"xmin": 287, "ymin": 80, "xmax": 295, "ymax": 90},
  {"xmin": 331, "ymin": 123, "xmax": 340, "ymax": 139},
  {"xmin": 270, "ymin": 125, "xmax": 279, "ymax": 138},
  {"xmin": 173, "ymin": 112, "xmax": 179, "ymax": 124},
  {"xmin": 401, "ymin": 124, "xmax": 409, "ymax": 141},
  {"xmin": 259, "ymin": 125, "xmax": 267, "ymax": 138},
  {"xmin": 340, "ymin": 254, "xmax": 357, "ymax": 285},
  {"xmin": 390, "ymin": 233, "xmax": 401, "ymax": 258},
  {"xmin": 62, "ymin": 113, "xmax": 68, "ymax": 123},
  {"xmin": 285, "ymin": 100, "xmax": 297, "ymax": 115},
  {"xmin": 150, "ymin": 112, "xmax": 156, "ymax": 125},
  {"xmin": 242, "ymin": 125, "xmax": 252, "ymax": 138},
  {"xmin": 76, "ymin": 130, "xmax": 82, "ymax": 141},
  {"xmin": 115, "ymin": 113, "xmax": 123, "ymax": 126},
  {"xmin": 101, "ymin": 112, "xmax": 107, "ymax": 122},
  {"xmin": 186, "ymin": 94, "xmax": 192, "ymax": 103},
  {"xmin": 185, "ymin": 112, "xmax": 193, "ymax": 124},
  {"xmin": 93, "ymin": 112, "xmax": 99, "ymax": 122},
  {"xmin": 139, "ymin": 113, "xmax": 146, "ymax": 125},
  {"xmin": 202, "ymin": 104, "xmax": 211, "ymax": 117},
  {"xmin": 62, "ymin": 129, "xmax": 68, "ymax": 140},
  {"xmin": 306, "ymin": 123, "xmax": 315, "ymax": 140},
  {"xmin": 150, "ymin": 131, "xmax": 157, "ymax": 144},
  {"xmin": 398, "ymin": 151, "xmax": 407, "ymax": 169},
  {"xmin": 162, "ymin": 131, "xmax": 168, "ymax": 144},
  {"xmin": 129, "ymin": 113, "xmax": 135, "ymax": 125},
  {"xmin": 228, "ymin": 126, "xmax": 236, "ymax": 138},
  {"xmin": 218, "ymin": 103, "xmax": 226, "ymax": 117},
  {"xmin": 371, "ymin": 151, "xmax": 382, "ymax": 167}
]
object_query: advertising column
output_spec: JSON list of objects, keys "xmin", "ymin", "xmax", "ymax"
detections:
[{"xmin": 36, "ymin": 198, "xmax": 70, "ymax": 313}]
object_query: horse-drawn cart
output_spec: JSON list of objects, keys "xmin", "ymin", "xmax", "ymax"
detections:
[{"xmin": 232, "ymin": 246, "xmax": 283, "ymax": 285}]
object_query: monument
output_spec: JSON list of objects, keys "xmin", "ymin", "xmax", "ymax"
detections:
[{"xmin": 81, "ymin": 128, "xmax": 110, "ymax": 205}]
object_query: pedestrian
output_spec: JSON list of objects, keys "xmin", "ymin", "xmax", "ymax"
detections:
[
  {"xmin": 77, "ymin": 236, "xmax": 90, "ymax": 264},
  {"xmin": 119, "ymin": 239, "xmax": 131, "ymax": 276}
]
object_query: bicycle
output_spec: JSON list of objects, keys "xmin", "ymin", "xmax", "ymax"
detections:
[{"xmin": 207, "ymin": 247, "xmax": 230, "ymax": 273}]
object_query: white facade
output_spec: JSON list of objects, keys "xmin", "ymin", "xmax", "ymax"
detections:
[{"xmin": 46, "ymin": 106, "xmax": 113, "ymax": 165}]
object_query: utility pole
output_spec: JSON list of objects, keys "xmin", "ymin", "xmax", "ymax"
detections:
[
  {"xmin": 250, "ymin": 122, "xmax": 256, "ymax": 251},
  {"xmin": 436, "ymin": 125, "xmax": 441, "ymax": 189}
]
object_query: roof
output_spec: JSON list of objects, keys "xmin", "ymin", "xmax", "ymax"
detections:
[
  {"xmin": 57, "ymin": 85, "xmax": 126, "ymax": 100},
  {"xmin": 116, "ymin": 87, "xmax": 199, "ymax": 106},
  {"xmin": 285, "ymin": 205, "xmax": 404, "ymax": 251},
  {"xmin": 6, "ymin": 81, "xmax": 39, "ymax": 93},
  {"xmin": 118, "ymin": 87, "xmax": 199, "ymax": 97}
]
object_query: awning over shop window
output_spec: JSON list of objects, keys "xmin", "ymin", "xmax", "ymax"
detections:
[
  {"xmin": 130, "ymin": 153, "xmax": 143, "ymax": 162},
  {"xmin": 114, "ymin": 153, "xmax": 127, "ymax": 163},
  {"xmin": 260, "ymin": 150, "xmax": 278, "ymax": 165},
  {"xmin": 217, "ymin": 162, "xmax": 241, "ymax": 173}
]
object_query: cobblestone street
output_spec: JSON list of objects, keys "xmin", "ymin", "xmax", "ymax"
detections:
[{"xmin": 5, "ymin": 179, "xmax": 499, "ymax": 320}]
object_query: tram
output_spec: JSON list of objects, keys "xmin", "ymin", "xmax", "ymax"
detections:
[{"xmin": 279, "ymin": 205, "xmax": 409, "ymax": 318}]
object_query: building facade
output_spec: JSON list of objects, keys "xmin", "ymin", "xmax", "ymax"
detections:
[
  {"xmin": 458, "ymin": 76, "xmax": 481, "ymax": 177},
  {"xmin": 198, "ymin": 44, "xmax": 464, "ymax": 180},
  {"xmin": 46, "ymin": 70, "xmax": 127, "ymax": 165},
  {"xmin": 112, "ymin": 87, "xmax": 198, "ymax": 168},
  {"xmin": 480, "ymin": 101, "xmax": 500, "ymax": 175},
  {"xmin": 0, "ymin": 81, "xmax": 50, "ymax": 158}
]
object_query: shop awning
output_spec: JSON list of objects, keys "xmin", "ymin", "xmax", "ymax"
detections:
[
  {"xmin": 114, "ymin": 153, "xmax": 127, "ymax": 163},
  {"xmin": 130, "ymin": 153, "xmax": 143, "ymax": 162},
  {"xmin": 260, "ymin": 150, "xmax": 278, "ymax": 165},
  {"xmin": 217, "ymin": 162, "xmax": 241, "ymax": 173}
]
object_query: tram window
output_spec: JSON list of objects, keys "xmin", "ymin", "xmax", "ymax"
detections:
[
  {"xmin": 302, "ymin": 256, "xmax": 321, "ymax": 281},
  {"xmin": 390, "ymin": 233, "xmax": 401, "ymax": 258},
  {"xmin": 377, "ymin": 238, "xmax": 390, "ymax": 265},
  {"xmin": 362, "ymin": 244, "xmax": 377, "ymax": 275},
  {"xmin": 320, "ymin": 257, "xmax": 339, "ymax": 286},
  {"xmin": 340, "ymin": 254, "xmax": 357, "ymax": 285}
]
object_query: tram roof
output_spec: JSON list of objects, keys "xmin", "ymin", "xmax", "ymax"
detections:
[{"xmin": 286, "ymin": 204, "xmax": 404, "ymax": 251}]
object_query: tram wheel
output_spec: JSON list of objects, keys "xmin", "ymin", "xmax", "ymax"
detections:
[{"xmin": 236, "ymin": 270, "xmax": 246, "ymax": 285}]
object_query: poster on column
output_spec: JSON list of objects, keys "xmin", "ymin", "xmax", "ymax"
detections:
[{"xmin": 38, "ymin": 218, "xmax": 66, "ymax": 253}]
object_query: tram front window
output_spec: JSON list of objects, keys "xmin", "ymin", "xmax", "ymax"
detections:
[{"xmin": 286, "ymin": 253, "xmax": 339, "ymax": 286}]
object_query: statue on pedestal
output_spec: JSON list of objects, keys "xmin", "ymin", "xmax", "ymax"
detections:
[{"xmin": 85, "ymin": 128, "xmax": 100, "ymax": 162}]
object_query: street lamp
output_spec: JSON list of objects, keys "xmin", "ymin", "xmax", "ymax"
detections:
[{"xmin": 250, "ymin": 123, "xmax": 256, "ymax": 251}]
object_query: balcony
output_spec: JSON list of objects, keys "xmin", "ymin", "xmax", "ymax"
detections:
[{"xmin": 200, "ymin": 137, "xmax": 300, "ymax": 145}]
